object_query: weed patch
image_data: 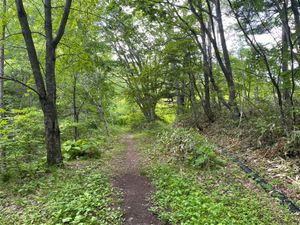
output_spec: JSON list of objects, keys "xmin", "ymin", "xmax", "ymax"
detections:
[{"xmin": 0, "ymin": 162, "xmax": 122, "ymax": 225}]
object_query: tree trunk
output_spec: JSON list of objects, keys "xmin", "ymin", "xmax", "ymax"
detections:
[
  {"xmin": 145, "ymin": 107, "xmax": 157, "ymax": 122},
  {"xmin": 207, "ymin": 22, "xmax": 229, "ymax": 111},
  {"xmin": 188, "ymin": 73, "xmax": 198, "ymax": 120},
  {"xmin": 188, "ymin": 0, "xmax": 239, "ymax": 117},
  {"xmin": 201, "ymin": 20, "xmax": 214, "ymax": 122},
  {"xmin": 0, "ymin": 0, "xmax": 6, "ymax": 174},
  {"xmin": 280, "ymin": 23, "xmax": 293, "ymax": 131},
  {"xmin": 214, "ymin": 0, "xmax": 240, "ymax": 118},
  {"xmin": 0, "ymin": 0, "xmax": 5, "ymax": 110},
  {"xmin": 140, "ymin": 100, "xmax": 159, "ymax": 122},
  {"xmin": 291, "ymin": 0, "xmax": 300, "ymax": 48},
  {"xmin": 73, "ymin": 74, "xmax": 79, "ymax": 140},
  {"xmin": 16, "ymin": 0, "xmax": 72, "ymax": 165},
  {"xmin": 176, "ymin": 80, "xmax": 185, "ymax": 116},
  {"xmin": 44, "ymin": 1, "xmax": 63, "ymax": 165},
  {"xmin": 43, "ymin": 100, "xmax": 62, "ymax": 165},
  {"xmin": 97, "ymin": 98, "xmax": 109, "ymax": 136}
]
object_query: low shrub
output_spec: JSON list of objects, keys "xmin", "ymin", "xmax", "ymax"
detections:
[
  {"xmin": 157, "ymin": 128, "xmax": 223, "ymax": 168},
  {"xmin": 285, "ymin": 131, "xmax": 300, "ymax": 157},
  {"xmin": 249, "ymin": 117, "xmax": 282, "ymax": 147},
  {"xmin": 62, "ymin": 139, "xmax": 102, "ymax": 160}
]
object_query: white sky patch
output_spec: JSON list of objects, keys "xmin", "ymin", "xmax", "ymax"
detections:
[
  {"xmin": 224, "ymin": 14, "xmax": 281, "ymax": 54},
  {"xmin": 122, "ymin": 6, "xmax": 134, "ymax": 15}
]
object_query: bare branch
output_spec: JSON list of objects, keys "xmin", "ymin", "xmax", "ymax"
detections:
[
  {"xmin": 15, "ymin": 0, "xmax": 46, "ymax": 98},
  {"xmin": 0, "ymin": 31, "xmax": 46, "ymax": 41},
  {"xmin": 0, "ymin": 76, "xmax": 41, "ymax": 97}
]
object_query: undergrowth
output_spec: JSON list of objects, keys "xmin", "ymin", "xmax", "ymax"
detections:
[
  {"xmin": 62, "ymin": 139, "xmax": 102, "ymax": 160},
  {"xmin": 147, "ymin": 164, "xmax": 297, "ymax": 225},
  {"xmin": 0, "ymin": 156, "xmax": 123, "ymax": 225},
  {"xmin": 135, "ymin": 124, "xmax": 300, "ymax": 224},
  {"xmin": 157, "ymin": 128, "xmax": 224, "ymax": 168}
]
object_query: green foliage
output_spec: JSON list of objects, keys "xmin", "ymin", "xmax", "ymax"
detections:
[
  {"xmin": 0, "ymin": 107, "xmax": 44, "ymax": 180},
  {"xmin": 156, "ymin": 100, "xmax": 176, "ymax": 123},
  {"xmin": 0, "ymin": 107, "xmax": 44, "ymax": 154},
  {"xmin": 127, "ymin": 109, "xmax": 148, "ymax": 129},
  {"xmin": 135, "ymin": 129, "xmax": 299, "ymax": 225},
  {"xmin": 147, "ymin": 164, "xmax": 297, "ymax": 225},
  {"xmin": 248, "ymin": 116, "xmax": 282, "ymax": 147},
  {"xmin": 157, "ymin": 128, "xmax": 223, "ymax": 168},
  {"xmin": 62, "ymin": 139, "xmax": 102, "ymax": 160},
  {"xmin": 0, "ymin": 163, "xmax": 122, "ymax": 225},
  {"xmin": 285, "ymin": 131, "xmax": 300, "ymax": 157},
  {"xmin": 46, "ymin": 172, "xmax": 121, "ymax": 225},
  {"xmin": 174, "ymin": 113, "xmax": 203, "ymax": 129}
]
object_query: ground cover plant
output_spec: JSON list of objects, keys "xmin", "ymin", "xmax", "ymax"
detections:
[
  {"xmin": 134, "ymin": 126, "xmax": 300, "ymax": 224},
  {"xmin": 0, "ymin": 137, "xmax": 124, "ymax": 225}
]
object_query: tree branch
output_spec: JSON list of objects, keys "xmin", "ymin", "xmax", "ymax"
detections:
[
  {"xmin": 52, "ymin": 0, "xmax": 73, "ymax": 47},
  {"xmin": 0, "ymin": 76, "xmax": 41, "ymax": 97},
  {"xmin": 0, "ymin": 31, "xmax": 46, "ymax": 41},
  {"xmin": 15, "ymin": 0, "xmax": 46, "ymax": 98}
]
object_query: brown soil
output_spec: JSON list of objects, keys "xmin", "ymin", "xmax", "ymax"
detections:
[{"xmin": 113, "ymin": 135, "xmax": 161, "ymax": 225}]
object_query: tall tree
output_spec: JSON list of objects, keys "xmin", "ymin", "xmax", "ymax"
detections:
[
  {"xmin": 188, "ymin": 0, "xmax": 240, "ymax": 118},
  {"xmin": 0, "ymin": 0, "xmax": 6, "ymax": 173},
  {"xmin": 0, "ymin": 0, "xmax": 5, "ymax": 111},
  {"xmin": 227, "ymin": 0, "xmax": 296, "ymax": 132},
  {"xmin": 15, "ymin": 0, "xmax": 72, "ymax": 165}
]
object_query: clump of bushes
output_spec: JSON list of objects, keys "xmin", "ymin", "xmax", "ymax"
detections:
[
  {"xmin": 62, "ymin": 139, "xmax": 102, "ymax": 160},
  {"xmin": 174, "ymin": 113, "xmax": 203, "ymax": 131},
  {"xmin": 253, "ymin": 118, "xmax": 282, "ymax": 148},
  {"xmin": 285, "ymin": 131, "xmax": 300, "ymax": 157},
  {"xmin": 157, "ymin": 128, "xmax": 223, "ymax": 168}
]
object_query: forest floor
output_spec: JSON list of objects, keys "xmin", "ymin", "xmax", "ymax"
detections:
[
  {"xmin": 112, "ymin": 134, "xmax": 161, "ymax": 225},
  {"xmin": 202, "ymin": 122, "xmax": 300, "ymax": 206},
  {"xmin": 0, "ymin": 129, "xmax": 300, "ymax": 224},
  {"xmin": 132, "ymin": 129, "xmax": 300, "ymax": 224}
]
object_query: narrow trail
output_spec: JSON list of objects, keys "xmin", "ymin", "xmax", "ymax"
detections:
[{"xmin": 113, "ymin": 135, "xmax": 161, "ymax": 225}]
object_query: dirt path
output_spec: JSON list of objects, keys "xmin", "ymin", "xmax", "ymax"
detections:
[{"xmin": 113, "ymin": 135, "xmax": 161, "ymax": 225}]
